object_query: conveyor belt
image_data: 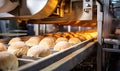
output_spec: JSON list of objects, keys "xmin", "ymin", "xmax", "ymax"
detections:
[
  {"xmin": 18, "ymin": 39, "xmax": 97, "ymax": 71},
  {"xmin": 41, "ymin": 41, "xmax": 97, "ymax": 71}
]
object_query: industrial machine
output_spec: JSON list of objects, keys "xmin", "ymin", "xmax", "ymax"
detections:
[{"xmin": 0, "ymin": 0, "xmax": 119, "ymax": 71}]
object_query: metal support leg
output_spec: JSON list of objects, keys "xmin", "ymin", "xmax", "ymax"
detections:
[
  {"xmin": 97, "ymin": 44, "xmax": 103, "ymax": 71},
  {"xmin": 97, "ymin": 1, "xmax": 103, "ymax": 71}
]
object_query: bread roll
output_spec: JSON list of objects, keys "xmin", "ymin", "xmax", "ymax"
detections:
[
  {"xmin": 44, "ymin": 33, "xmax": 53, "ymax": 37},
  {"xmin": 39, "ymin": 37, "xmax": 55, "ymax": 48},
  {"xmin": 54, "ymin": 32, "xmax": 62, "ymax": 38},
  {"xmin": 62, "ymin": 34, "xmax": 74, "ymax": 39},
  {"xmin": 54, "ymin": 41, "xmax": 71, "ymax": 51},
  {"xmin": 55, "ymin": 37, "xmax": 68, "ymax": 43},
  {"xmin": 63, "ymin": 32, "xmax": 70, "ymax": 35},
  {"xmin": 87, "ymin": 32, "xmax": 97, "ymax": 38},
  {"xmin": 0, "ymin": 51, "xmax": 18, "ymax": 71},
  {"xmin": 0, "ymin": 43, "xmax": 7, "ymax": 52},
  {"xmin": 8, "ymin": 41, "xmax": 29, "ymax": 57},
  {"xmin": 78, "ymin": 36, "xmax": 86, "ymax": 41},
  {"xmin": 72, "ymin": 34, "xmax": 79, "ymax": 37},
  {"xmin": 27, "ymin": 45, "xmax": 51, "ymax": 57},
  {"xmin": 84, "ymin": 33, "xmax": 92, "ymax": 40},
  {"xmin": 54, "ymin": 35, "xmax": 61, "ymax": 38},
  {"xmin": 8, "ymin": 37, "xmax": 21, "ymax": 45},
  {"xmin": 25, "ymin": 36, "xmax": 41, "ymax": 46},
  {"xmin": 69, "ymin": 37, "xmax": 81, "ymax": 45}
]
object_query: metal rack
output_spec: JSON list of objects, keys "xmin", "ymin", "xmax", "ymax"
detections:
[{"xmin": 97, "ymin": 0, "xmax": 120, "ymax": 71}]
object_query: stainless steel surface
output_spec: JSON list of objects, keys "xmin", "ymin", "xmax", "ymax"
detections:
[
  {"xmin": 103, "ymin": 0, "xmax": 113, "ymax": 38},
  {"xmin": 26, "ymin": 0, "xmax": 48, "ymax": 15},
  {"xmin": 0, "ymin": 0, "xmax": 59, "ymax": 20},
  {"xmin": 40, "ymin": 0, "xmax": 95, "ymax": 21},
  {"xmin": 103, "ymin": 48, "xmax": 120, "ymax": 53},
  {"xmin": 96, "ymin": 1, "xmax": 103, "ymax": 71},
  {"xmin": 104, "ymin": 38, "xmax": 120, "ymax": 45},
  {"xmin": 41, "ymin": 41, "xmax": 97, "ymax": 71},
  {"xmin": 101, "ymin": 1, "xmax": 120, "ymax": 71},
  {"xmin": 0, "ymin": 13, "xmax": 14, "ymax": 17},
  {"xmin": 0, "ymin": 33, "xmax": 27, "ymax": 36},
  {"xmin": 0, "ymin": 0, "xmax": 19, "ymax": 13},
  {"xmin": 80, "ymin": 0, "xmax": 93, "ymax": 20},
  {"xmin": 9, "ymin": 30, "xmax": 27, "ymax": 33},
  {"xmin": 0, "ymin": 0, "xmax": 96, "ymax": 24},
  {"xmin": 97, "ymin": 1, "xmax": 103, "ymax": 45},
  {"xmin": 97, "ymin": 44, "xmax": 103, "ymax": 71},
  {"xmin": 68, "ymin": 26, "xmax": 71, "ymax": 32},
  {"xmin": 18, "ymin": 39, "xmax": 94, "ymax": 71},
  {"xmin": 26, "ymin": 0, "xmax": 59, "ymax": 19}
]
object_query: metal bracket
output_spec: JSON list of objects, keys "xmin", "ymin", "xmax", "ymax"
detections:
[{"xmin": 80, "ymin": 0, "xmax": 93, "ymax": 20}]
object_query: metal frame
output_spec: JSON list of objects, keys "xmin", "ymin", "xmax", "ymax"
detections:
[
  {"xmin": 97, "ymin": 0, "xmax": 103, "ymax": 71},
  {"xmin": 98, "ymin": 0, "xmax": 120, "ymax": 71}
]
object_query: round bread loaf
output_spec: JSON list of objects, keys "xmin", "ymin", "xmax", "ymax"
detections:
[
  {"xmin": 55, "ymin": 37, "xmax": 68, "ymax": 43},
  {"xmin": 39, "ymin": 37, "xmax": 55, "ymax": 48},
  {"xmin": 25, "ymin": 36, "xmax": 41, "ymax": 46},
  {"xmin": 8, "ymin": 37, "xmax": 21, "ymax": 45},
  {"xmin": 54, "ymin": 32, "xmax": 62, "ymax": 38},
  {"xmin": 54, "ymin": 41, "xmax": 71, "ymax": 51},
  {"xmin": 44, "ymin": 33, "xmax": 53, "ymax": 37},
  {"xmin": 0, "ymin": 51, "xmax": 18, "ymax": 71},
  {"xmin": 8, "ymin": 41, "xmax": 29, "ymax": 57},
  {"xmin": 87, "ymin": 32, "xmax": 97, "ymax": 38},
  {"xmin": 78, "ymin": 36, "xmax": 86, "ymax": 41},
  {"xmin": 27, "ymin": 45, "xmax": 51, "ymax": 57},
  {"xmin": 69, "ymin": 37, "xmax": 81, "ymax": 45},
  {"xmin": 0, "ymin": 43, "xmax": 7, "ymax": 52}
]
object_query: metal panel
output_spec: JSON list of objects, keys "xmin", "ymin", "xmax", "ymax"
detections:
[{"xmin": 80, "ymin": 0, "xmax": 93, "ymax": 20}]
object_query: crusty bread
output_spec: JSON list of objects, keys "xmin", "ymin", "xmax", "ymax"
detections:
[
  {"xmin": 54, "ymin": 41, "xmax": 71, "ymax": 51},
  {"xmin": 27, "ymin": 45, "xmax": 51, "ymax": 57},
  {"xmin": 69, "ymin": 37, "xmax": 81, "ymax": 45},
  {"xmin": 87, "ymin": 32, "xmax": 97, "ymax": 38},
  {"xmin": 55, "ymin": 37, "xmax": 68, "ymax": 43},
  {"xmin": 77, "ymin": 36, "xmax": 86, "ymax": 41},
  {"xmin": 25, "ymin": 36, "xmax": 41, "ymax": 46},
  {"xmin": 84, "ymin": 33, "xmax": 92, "ymax": 40},
  {"xmin": 54, "ymin": 32, "xmax": 62, "ymax": 38},
  {"xmin": 44, "ymin": 33, "xmax": 53, "ymax": 37},
  {"xmin": 8, "ymin": 37, "xmax": 21, "ymax": 45},
  {"xmin": 39, "ymin": 37, "xmax": 55, "ymax": 48},
  {"xmin": 8, "ymin": 41, "xmax": 29, "ymax": 57},
  {"xmin": 0, "ymin": 51, "xmax": 18, "ymax": 71},
  {"xmin": 0, "ymin": 43, "xmax": 7, "ymax": 52}
]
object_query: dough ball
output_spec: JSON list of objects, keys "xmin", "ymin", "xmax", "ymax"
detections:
[
  {"xmin": 54, "ymin": 41, "xmax": 71, "ymax": 51},
  {"xmin": 27, "ymin": 45, "xmax": 51, "ymax": 57}
]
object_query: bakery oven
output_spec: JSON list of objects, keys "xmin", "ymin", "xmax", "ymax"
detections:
[{"xmin": 0, "ymin": 0, "xmax": 106, "ymax": 71}]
